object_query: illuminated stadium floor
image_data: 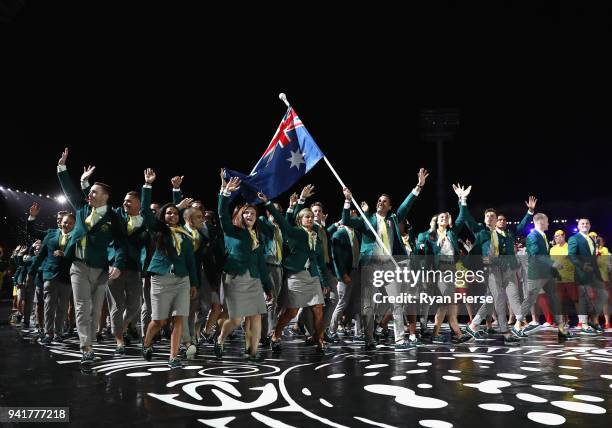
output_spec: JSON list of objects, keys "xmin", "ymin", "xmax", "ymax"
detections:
[{"xmin": 1, "ymin": 324, "xmax": 610, "ymax": 427}]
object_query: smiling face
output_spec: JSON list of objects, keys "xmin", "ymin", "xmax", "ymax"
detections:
[
  {"xmin": 87, "ymin": 184, "xmax": 109, "ymax": 208},
  {"xmin": 554, "ymin": 234, "xmax": 566, "ymax": 246},
  {"xmin": 123, "ymin": 193, "xmax": 141, "ymax": 216},
  {"xmin": 311, "ymin": 204, "xmax": 324, "ymax": 223},
  {"xmin": 577, "ymin": 218, "xmax": 590, "ymax": 234},
  {"xmin": 437, "ymin": 212, "xmax": 450, "ymax": 229},
  {"xmin": 164, "ymin": 206, "xmax": 180, "ymax": 227},
  {"xmin": 298, "ymin": 208, "xmax": 314, "ymax": 229},
  {"xmin": 242, "ymin": 207, "xmax": 257, "ymax": 229},
  {"xmin": 376, "ymin": 195, "xmax": 392, "ymax": 217},
  {"xmin": 61, "ymin": 215, "xmax": 75, "ymax": 234}
]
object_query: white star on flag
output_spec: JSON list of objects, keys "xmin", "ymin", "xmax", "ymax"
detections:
[{"xmin": 286, "ymin": 149, "xmax": 306, "ymax": 170}]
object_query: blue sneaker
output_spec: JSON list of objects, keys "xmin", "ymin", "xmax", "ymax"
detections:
[
  {"xmin": 394, "ymin": 341, "xmax": 415, "ymax": 351},
  {"xmin": 579, "ymin": 326, "xmax": 598, "ymax": 336},
  {"xmin": 168, "ymin": 357, "xmax": 182, "ymax": 369},
  {"xmin": 81, "ymin": 351, "xmax": 95, "ymax": 366},
  {"xmin": 587, "ymin": 323, "xmax": 604, "ymax": 334},
  {"xmin": 523, "ymin": 323, "xmax": 543, "ymax": 336},
  {"xmin": 511, "ymin": 326, "xmax": 528, "ymax": 339},
  {"xmin": 214, "ymin": 341, "xmax": 224, "ymax": 359},
  {"xmin": 432, "ymin": 335, "xmax": 447, "ymax": 344},
  {"xmin": 465, "ymin": 325, "xmax": 486, "ymax": 340},
  {"xmin": 142, "ymin": 345, "xmax": 153, "ymax": 361},
  {"xmin": 558, "ymin": 328, "xmax": 579, "ymax": 340}
]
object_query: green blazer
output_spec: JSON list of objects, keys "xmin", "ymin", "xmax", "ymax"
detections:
[
  {"xmin": 142, "ymin": 206, "xmax": 199, "ymax": 286},
  {"xmin": 57, "ymin": 169, "xmax": 127, "ymax": 269},
  {"xmin": 217, "ymin": 194, "xmax": 272, "ymax": 293},
  {"xmin": 174, "ymin": 188, "xmax": 224, "ymax": 288},
  {"xmin": 568, "ymin": 233, "xmax": 602, "ymax": 285},
  {"xmin": 341, "ymin": 191, "xmax": 418, "ymax": 256},
  {"xmin": 258, "ymin": 215, "xmax": 285, "ymax": 265},
  {"xmin": 31, "ymin": 229, "xmax": 71, "ymax": 282},
  {"xmin": 265, "ymin": 200, "xmax": 327, "ymax": 284},
  {"xmin": 417, "ymin": 204, "xmax": 467, "ymax": 267},
  {"xmin": 465, "ymin": 206, "xmax": 533, "ymax": 270},
  {"xmin": 331, "ymin": 226, "xmax": 361, "ymax": 278},
  {"xmin": 526, "ymin": 229, "xmax": 555, "ymax": 279},
  {"xmin": 108, "ymin": 185, "xmax": 152, "ymax": 271}
]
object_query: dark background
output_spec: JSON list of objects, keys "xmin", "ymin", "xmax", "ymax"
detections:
[{"xmin": 1, "ymin": 1, "xmax": 611, "ymax": 252}]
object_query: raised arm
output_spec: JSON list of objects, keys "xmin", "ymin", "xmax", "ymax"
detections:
[
  {"xmin": 453, "ymin": 183, "xmax": 482, "ymax": 234},
  {"xmin": 218, "ymin": 176, "xmax": 243, "ymax": 239},
  {"xmin": 79, "ymin": 165, "xmax": 95, "ymax": 199},
  {"xmin": 26, "ymin": 203, "xmax": 48, "ymax": 241},
  {"xmin": 341, "ymin": 188, "xmax": 366, "ymax": 232},
  {"xmin": 141, "ymin": 169, "xmax": 154, "ymax": 216},
  {"xmin": 56, "ymin": 148, "xmax": 85, "ymax": 210},
  {"xmin": 171, "ymin": 175, "xmax": 184, "ymax": 205},
  {"xmin": 286, "ymin": 185, "xmax": 315, "ymax": 224},
  {"xmin": 513, "ymin": 196, "xmax": 536, "ymax": 236},
  {"xmin": 452, "ymin": 184, "xmax": 471, "ymax": 234},
  {"xmin": 261, "ymin": 193, "xmax": 300, "ymax": 239},
  {"xmin": 397, "ymin": 168, "xmax": 429, "ymax": 222}
]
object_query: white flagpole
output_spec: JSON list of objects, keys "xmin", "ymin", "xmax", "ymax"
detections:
[{"xmin": 279, "ymin": 93, "xmax": 400, "ymax": 269}]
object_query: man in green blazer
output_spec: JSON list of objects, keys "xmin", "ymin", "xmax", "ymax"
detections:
[
  {"xmin": 105, "ymin": 173, "xmax": 153, "ymax": 355},
  {"xmin": 519, "ymin": 213, "xmax": 576, "ymax": 340},
  {"xmin": 171, "ymin": 174, "xmax": 225, "ymax": 345},
  {"xmin": 328, "ymin": 221, "xmax": 362, "ymax": 340},
  {"xmin": 568, "ymin": 218, "xmax": 608, "ymax": 335},
  {"xmin": 56, "ymin": 148, "xmax": 127, "ymax": 365},
  {"xmin": 341, "ymin": 168, "xmax": 429, "ymax": 350},
  {"xmin": 462, "ymin": 191, "xmax": 536, "ymax": 345}
]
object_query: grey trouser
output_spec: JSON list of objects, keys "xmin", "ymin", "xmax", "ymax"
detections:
[
  {"xmin": 70, "ymin": 261, "xmax": 108, "ymax": 351},
  {"xmin": 362, "ymin": 272, "xmax": 406, "ymax": 344},
  {"xmin": 107, "ymin": 269, "xmax": 141, "ymax": 336},
  {"xmin": 182, "ymin": 295, "xmax": 201, "ymax": 343},
  {"xmin": 43, "ymin": 278, "xmax": 71, "ymax": 335},
  {"xmin": 329, "ymin": 268, "xmax": 359, "ymax": 334},
  {"xmin": 141, "ymin": 275, "xmax": 151, "ymax": 337},
  {"xmin": 262, "ymin": 264, "xmax": 283, "ymax": 337},
  {"xmin": 22, "ymin": 280, "xmax": 35, "ymax": 327},
  {"xmin": 520, "ymin": 277, "xmax": 563, "ymax": 324},
  {"xmin": 473, "ymin": 266, "xmax": 522, "ymax": 331},
  {"xmin": 322, "ymin": 276, "xmax": 339, "ymax": 329}
]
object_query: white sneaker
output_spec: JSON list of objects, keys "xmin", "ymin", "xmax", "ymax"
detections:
[
  {"xmin": 529, "ymin": 320, "xmax": 540, "ymax": 326},
  {"xmin": 186, "ymin": 344, "xmax": 197, "ymax": 359},
  {"xmin": 542, "ymin": 322, "xmax": 552, "ymax": 328}
]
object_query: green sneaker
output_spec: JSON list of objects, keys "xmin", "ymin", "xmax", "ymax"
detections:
[{"xmin": 168, "ymin": 357, "xmax": 182, "ymax": 369}]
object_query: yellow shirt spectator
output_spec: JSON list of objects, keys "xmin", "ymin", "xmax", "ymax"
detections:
[
  {"xmin": 550, "ymin": 243, "xmax": 574, "ymax": 283},
  {"xmin": 597, "ymin": 246, "xmax": 610, "ymax": 282}
]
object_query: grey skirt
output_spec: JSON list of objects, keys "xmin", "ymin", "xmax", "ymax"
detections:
[
  {"xmin": 285, "ymin": 270, "xmax": 325, "ymax": 309},
  {"xmin": 150, "ymin": 274, "xmax": 190, "ymax": 319},
  {"xmin": 221, "ymin": 271, "xmax": 267, "ymax": 318}
]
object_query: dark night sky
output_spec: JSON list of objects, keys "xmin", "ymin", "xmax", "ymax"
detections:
[{"xmin": 2, "ymin": 1, "xmax": 612, "ymax": 249}]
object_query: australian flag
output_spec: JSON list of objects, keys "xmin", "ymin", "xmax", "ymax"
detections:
[{"xmin": 225, "ymin": 107, "xmax": 324, "ymax": 204}]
